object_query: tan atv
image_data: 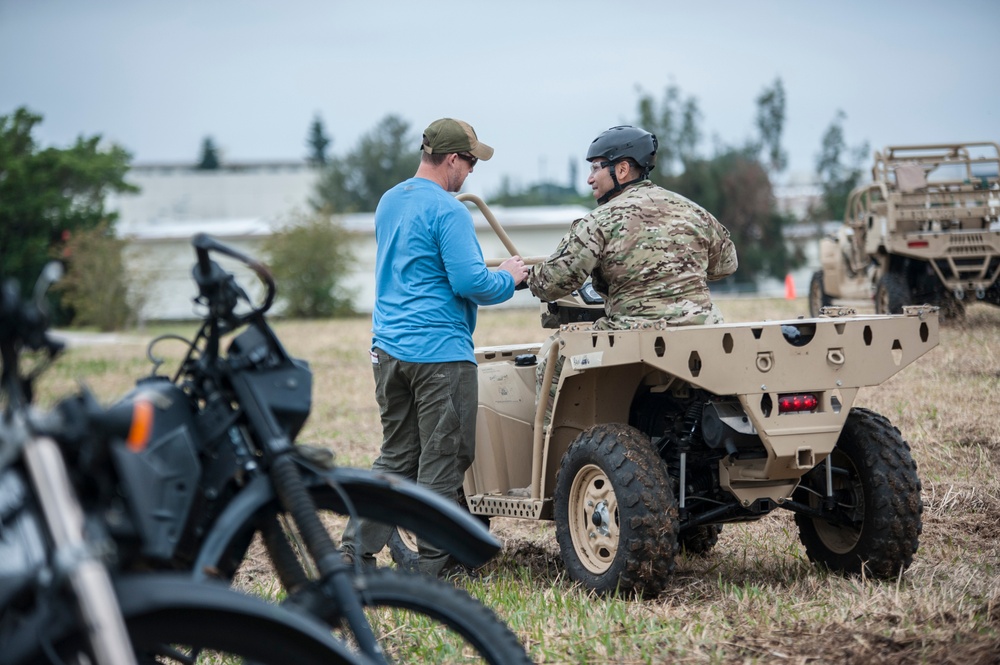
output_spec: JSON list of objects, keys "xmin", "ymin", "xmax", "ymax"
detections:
[
  {"xmin": 389, "ymin": 195, "xmax": 940, "ymax": 597},
  {"xmin": 810, "ymin": 141, "xmax": 1000, "ymax": 319}
]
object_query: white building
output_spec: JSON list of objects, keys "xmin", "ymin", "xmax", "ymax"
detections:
[
  {"xmin": 111, "ymin": 162, "xmax": 587, "ymax": 321},
  {"xmin": 111, "ymin": 162, "xmax": 828, "ymax": 321}
]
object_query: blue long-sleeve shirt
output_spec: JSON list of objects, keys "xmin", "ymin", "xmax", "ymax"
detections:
[{"xmin": 371, "ymin": 177, "xmax": 514, "ymax": 363}]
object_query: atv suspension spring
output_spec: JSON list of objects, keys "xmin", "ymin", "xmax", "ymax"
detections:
[{"xmin": 683, "ymin": 401, "xmax": 704, "ymax": 438}]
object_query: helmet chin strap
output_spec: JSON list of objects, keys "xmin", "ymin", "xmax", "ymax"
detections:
[{"xmin": 597, "ymin": 161, "xmax": 641, "ymax": 205}]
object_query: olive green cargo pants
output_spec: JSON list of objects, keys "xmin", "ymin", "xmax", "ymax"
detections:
[{"xmin": 340, "ymin": 347, "xmax": 478, "ymax": 576}]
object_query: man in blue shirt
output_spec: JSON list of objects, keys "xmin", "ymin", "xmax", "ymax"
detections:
[{"xmin": 341, "ymin": 118, "xmax": 528, "ymax": 576}]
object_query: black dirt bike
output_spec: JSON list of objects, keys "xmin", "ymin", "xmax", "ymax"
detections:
[
  {"xmin": 88, "ymin": 234, "xmax": 532, "ymax": 665},
  {"xmin": 0, "ymin": 264, "xmax": 372, "ymax": 665}
]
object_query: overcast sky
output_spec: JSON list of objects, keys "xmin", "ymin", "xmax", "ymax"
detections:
[{"xmin": 2, "ymin": 0, "xmax": 998, "ymax": 199}]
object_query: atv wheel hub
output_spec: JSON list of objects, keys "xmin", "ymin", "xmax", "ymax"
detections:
[{"xmin": 568, "ymin": 464, "xmax": 619, "ymax": 573}]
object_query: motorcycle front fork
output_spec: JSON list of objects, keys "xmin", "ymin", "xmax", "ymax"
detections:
[{"xmin": 24, "ymin": 436, "xmax": 137, "ymax": 665}]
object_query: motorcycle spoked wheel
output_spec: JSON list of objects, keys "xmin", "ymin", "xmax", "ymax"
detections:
[
  {"xmin": 35, "ymin": 577, "xmax": 362, "ymax": 665},
  {"xmin": 313, "ymin": 568, "xmax": 533, "ymax": 665},
  {"xmin": 218, "ymin": 487, "xmax": 527, "ymax": 664}
]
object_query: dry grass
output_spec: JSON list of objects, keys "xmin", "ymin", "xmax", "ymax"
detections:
[{"xmin": 38, "ymin": 297, "xmax": 1000, "ymax": 664}]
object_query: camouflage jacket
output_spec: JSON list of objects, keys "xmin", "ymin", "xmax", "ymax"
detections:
[{"xmin": 528, "ymin": 179, "xmax": 738, "ymax": 330}]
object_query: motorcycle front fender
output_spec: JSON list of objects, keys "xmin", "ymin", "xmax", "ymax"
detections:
[{"xmin": 192, "ymin": 459, "xmax": 500, "ymax": 579}]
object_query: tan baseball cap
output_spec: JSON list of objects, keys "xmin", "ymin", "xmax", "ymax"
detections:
[{"xmin": 421, "ymin": 118, "xmax": 494, "ymax": 161}]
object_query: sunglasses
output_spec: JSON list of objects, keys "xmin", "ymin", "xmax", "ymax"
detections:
[
  {"xmin": 589, "ymin": 160, "xmax": 611, "ymax": 174},
  {"xmin": 457, "ymin": 153, "xmax": 479, "ymax": 167}
]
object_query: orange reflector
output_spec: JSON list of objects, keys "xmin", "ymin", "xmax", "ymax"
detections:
[{"xmin": 126, "ymin": 400, "xmax": 154, "ymax": 452}]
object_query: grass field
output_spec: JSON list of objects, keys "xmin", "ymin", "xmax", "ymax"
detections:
[{"xmin": 39, "ymin": 297, "xmax": 1000, "ymax": 664}]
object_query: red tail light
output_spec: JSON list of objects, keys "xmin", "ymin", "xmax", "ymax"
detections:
[
  {"xmin": 778, "ymin": 393, "xmax": 818, "ymax": 414},
  {"xmin": 907, "ymin": 240, "xmax": 929, "ymax": 248}
]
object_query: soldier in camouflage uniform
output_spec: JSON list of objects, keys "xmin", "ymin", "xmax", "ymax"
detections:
[{"xmin": 527, "ymin": 125, "xmax": 738, "ymax": 423}]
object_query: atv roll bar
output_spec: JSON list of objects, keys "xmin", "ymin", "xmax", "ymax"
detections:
[{"xmin": 458, "ymin": 194, "xmax": 548, "ymax": 267}]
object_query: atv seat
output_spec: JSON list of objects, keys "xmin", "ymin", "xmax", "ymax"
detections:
[{"xmin": 894, "ymin": 163, "xmax": 927, "ymax": 193}]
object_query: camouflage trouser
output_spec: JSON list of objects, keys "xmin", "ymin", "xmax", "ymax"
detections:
[{"xmin": 340, "ymin": 347, "xmax": 478, "ymax": 576}]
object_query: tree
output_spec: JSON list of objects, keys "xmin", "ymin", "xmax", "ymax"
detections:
[
  {"xmin": 262, "ymin": 211, "xmax": 357, "ymax": 318},
  {"xmin": 488, "ymin": 181, "xmax": 590, "ymax": 207},
  {"xmin": 197, "ymin": 136, "xmax": 220, "ymax": 169},
  {"xmin": 306, "ymin": 114, "xmax": 331, "ymax": 166},
  {"xmin": 635, "ymin": 84, "xmax": 702, "ymax": 177},
  {"xmin": 567, "ymin": 157, "xmax": 579, "ymax": 194},
  {"xmin": 813, "ymin": 110, "xmax": 870, "ymax": 222},
  {"xmin": 754, "ymin": 78, "xmax": 788, "ymax": 175},
  {"xmin": 668, "ymin": 149, "xmax": 796, "ymax": 284},
  {"xmin": 0, "ymin": 106, "xmax": 136, "ymax": 305},
  {"xmin": 313, "ymin": 114, "xmax": 420, "ymax": 213},
  {"xmin": 631, "ymin": 84, "xmax": 800, "ymax": 285}
]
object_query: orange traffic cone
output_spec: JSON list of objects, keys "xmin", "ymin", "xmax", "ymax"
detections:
[{"xmin": 784, "ymin": 274, "xmax": 796, "ymax": 300}]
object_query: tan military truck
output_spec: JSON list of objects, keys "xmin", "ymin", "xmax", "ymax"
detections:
[
  {"xmin": 388, "ymin": 195, "xmax": 940, "ymax": 597},
  {"xmin": 809, "ymin": 142, "xmax": 1000, "ymax": 318}
]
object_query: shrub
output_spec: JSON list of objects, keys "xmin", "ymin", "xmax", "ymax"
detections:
[
  {"xmin": 55, "ymin": 223, "xmax": 135, "ymax": 331},
  {"xmin": 263, "ymin": 212, "xmax": 357, "ymax": 318}
]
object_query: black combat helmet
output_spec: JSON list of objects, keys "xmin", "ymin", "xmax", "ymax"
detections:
[
  {"xmin": 586, "ymin": 125, "xmax": 658, "ymax": 175},
  {"xmin": 586, "ymin": 125, "xmax": 658, "ymax": 203}
]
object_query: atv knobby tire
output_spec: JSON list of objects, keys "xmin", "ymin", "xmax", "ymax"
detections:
[
  {"xmin": 554, "ymin": 423, "xmax": 679, "ymax": 596},
  {"xmin": 388, "ymin": 509, "xmax": 490, "ymax": 572},
  {"xmin": 808, "ymin": 270, "xmax": 832, "ymax": 317},
  {"xmin": 793, "ymin": 408, "xmax": 922, "ymax": 578},
  {"xmin": 938, "ymin": 291, "xmax": 967, "ymax": 324},
  {"xmin": 679, "ymin": 524, "xmax": 722, "ymax": 556},
  {"xmin": 388, "ymin": 526, "xmax": 421, "ymax": 571},
  {"xmin": 875, "ymin": 272, "xmax": 912, "ymax": 314}
]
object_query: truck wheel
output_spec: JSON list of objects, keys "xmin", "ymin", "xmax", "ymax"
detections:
[
  {"xmin": 938, "ymin": 291, "xmax": 967, "ymax": 323},
  {"xmin": 793, "ymin": 408, "xmax": 922, "ymax": 578},
  {"xmin": 388, "ymin": 515, "xmax": 491, "ymax": 572},
  {"xmin": 808, "ymin": 271, "xmax": 832, "ymax": 317},
  {"xmin": 554, "ymin": 423, "xmax": 679, "ymax": 596},
  {"xmin": 388, "ymin": 526, "xmax": 421, "ymax": 571},
  {"xmin": 679, "ymin": 524, "xmax": 722, "ymax": 556},
  {"xmin": 875, "ymin": 272, "xmax": 911, "ymax": 314}
]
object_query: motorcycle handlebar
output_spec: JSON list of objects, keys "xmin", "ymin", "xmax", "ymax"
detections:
[
  {"xmin": 193, "ymin": 233, "xmax": 214, "ymax": 279},
  {"xmin": 190, "ymin": 234, "xmax": 276, "ymax": 320},
  {"xmin": 1, "ymin": 269, "xmax": 64, "ymax": 357}
]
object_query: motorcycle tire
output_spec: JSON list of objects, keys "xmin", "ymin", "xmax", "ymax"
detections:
[
  {"xmin": 313, "ymin": 567, "xmax": 533, "ymax": 665},
  {"xmin": 12, "ymin": 574, "xmax": 366, "ymax": 665}
]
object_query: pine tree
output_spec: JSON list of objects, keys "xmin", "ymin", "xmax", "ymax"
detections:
[
  {"xmin": 306, "ymin": 114, "xmax": 331, "ymax": 166},
  {"xmin": 197, "ymin": 136, "xmax": 220, "ymax": 170}
]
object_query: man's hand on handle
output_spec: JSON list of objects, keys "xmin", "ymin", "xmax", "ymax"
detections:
[{"xmin": 498, "ymin": 255, "xmax": 529, "ymax": 289}]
